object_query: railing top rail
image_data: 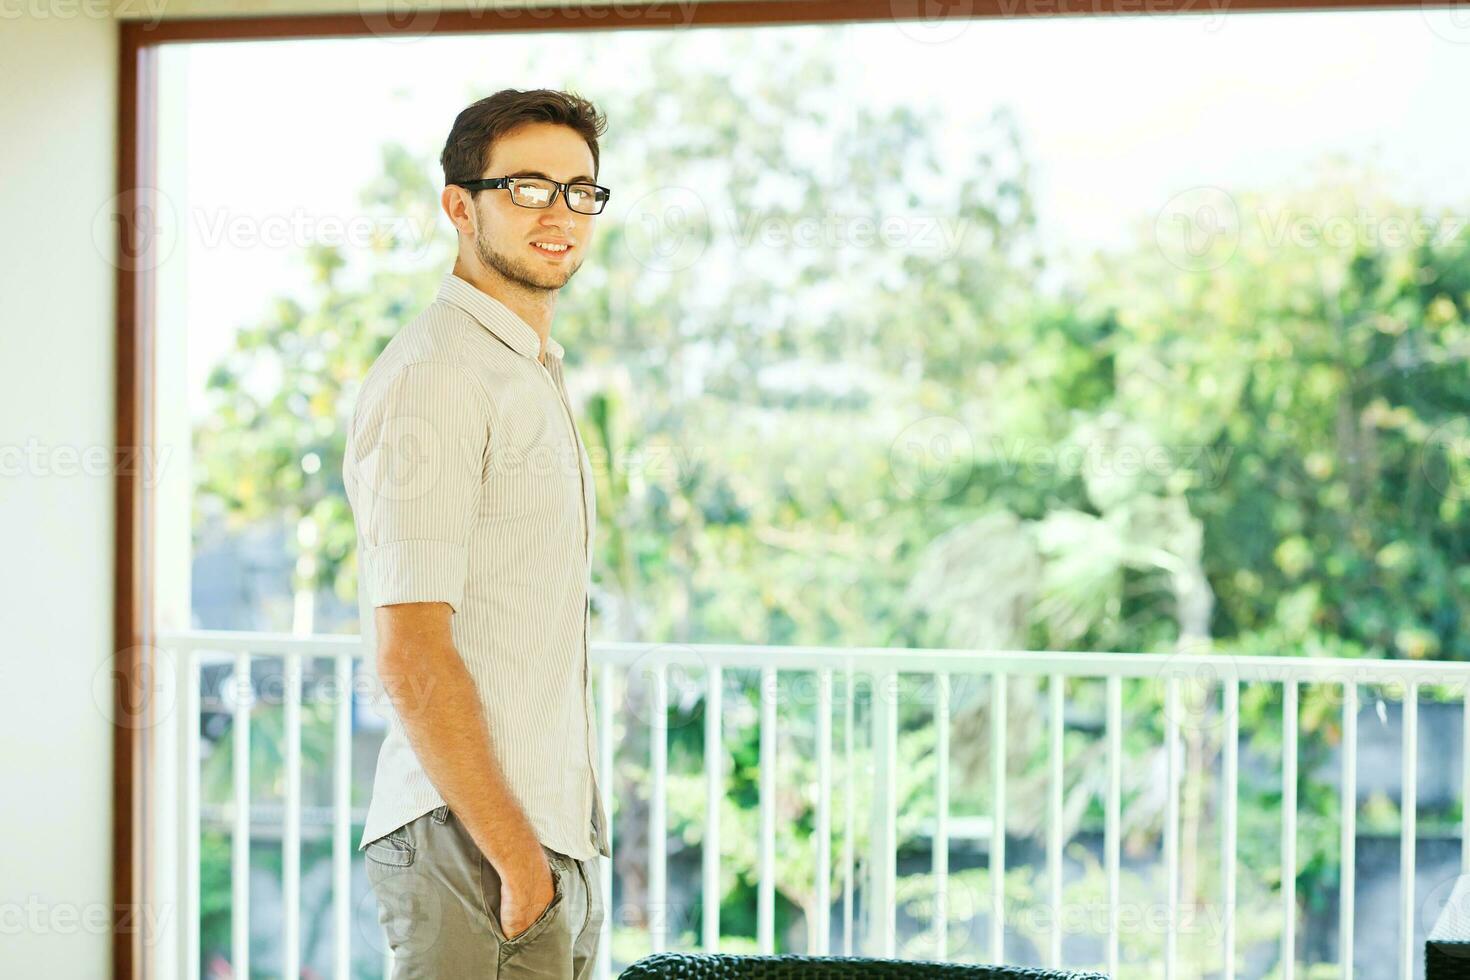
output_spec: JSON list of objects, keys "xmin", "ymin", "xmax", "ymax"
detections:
[{"xmin": 156, "ymin": 629, "xmax": 1470, "ymax": 686}]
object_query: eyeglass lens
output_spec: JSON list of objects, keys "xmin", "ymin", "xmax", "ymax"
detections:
[{"xmin": 510, "ymin": 179, "xmax": 605, "ymax": 214}]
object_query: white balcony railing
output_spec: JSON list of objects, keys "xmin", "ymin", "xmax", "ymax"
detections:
[{"xmin": 153, "ymin": 629, "xmax": 1470, "ymax": 980}]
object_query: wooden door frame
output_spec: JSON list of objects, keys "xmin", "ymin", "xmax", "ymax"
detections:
[{"xmin": 112, "ymin": 1, "xmax": 1446, "ymax": 976}]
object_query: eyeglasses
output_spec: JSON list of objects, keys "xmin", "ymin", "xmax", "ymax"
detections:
[{"xmin": 452, "ymin": 176, "xmax": 611, "ymax": 215}]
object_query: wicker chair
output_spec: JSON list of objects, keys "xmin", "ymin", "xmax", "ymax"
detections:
[
  {"xmin": 1427, "ymin": 873, "xmax": 1470, "ymax": 979},
  {"xmin": 617, "ymin": 952, "xmax": 1109, "ymax": 979}
]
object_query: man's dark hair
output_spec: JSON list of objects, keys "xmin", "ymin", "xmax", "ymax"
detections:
[{"xmin": 440, "ymin": 88, "xmax": 608, "ymax": 187}]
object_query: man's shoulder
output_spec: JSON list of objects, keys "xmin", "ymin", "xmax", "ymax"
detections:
[
  {"xmin": 368, "ymin": 300, "xmax": 473, "ymax": 376},
  {"xmin": 363, "ymin": 298, "xmax": 520, "ymax": 393}
]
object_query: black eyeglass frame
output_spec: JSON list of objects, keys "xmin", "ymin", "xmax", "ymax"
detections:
[{"xmin": 451, "ymin": 176, "xmax": 612, "ymax": 215}]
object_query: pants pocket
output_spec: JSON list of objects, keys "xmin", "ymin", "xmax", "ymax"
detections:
[
  {"xmin": 365, "ymin": 829, "xmax": 416, "ymax": 868},
  {"xmin": 369, "ymin": 810, "xmax": 499, "ymax": 977},
  {"xmin": 487, "ymin": 851, "xmax": 572, "ymax": 971}
]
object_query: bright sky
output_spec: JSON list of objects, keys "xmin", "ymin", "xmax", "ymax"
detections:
[{"xmin": 159, "ymin": 7, "xmax": 1470, "ymax": 404}]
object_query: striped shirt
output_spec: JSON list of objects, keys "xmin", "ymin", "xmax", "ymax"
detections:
[{"xmin": 344, "ymin": 270, "xmax": 610, "ymax": 861}]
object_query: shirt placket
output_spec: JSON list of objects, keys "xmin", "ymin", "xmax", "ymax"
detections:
[{"xmin": 538, "ymin": 354, "xmax": 608, "ymax": 856}]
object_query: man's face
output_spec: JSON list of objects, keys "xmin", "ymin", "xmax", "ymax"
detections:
[{"xmin": 467, "ymin": 122, "xmax": 599, "ymax": 292}]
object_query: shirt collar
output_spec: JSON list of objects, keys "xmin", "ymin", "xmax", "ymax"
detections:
[{"xmin": 436, "ymin": 271, "xmax": 564, "ymax": 362}]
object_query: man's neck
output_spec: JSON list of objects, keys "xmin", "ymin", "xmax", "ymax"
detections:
[{"xmin": 452, "ymin": 258, "xmax": 558, "ymax": 358}]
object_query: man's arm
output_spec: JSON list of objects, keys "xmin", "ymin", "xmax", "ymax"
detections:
[{"xmin": 375, "ymin": 599, "xmax": 553, "ymax": 938}]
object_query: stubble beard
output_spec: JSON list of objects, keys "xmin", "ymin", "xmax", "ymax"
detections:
[{"xmin": 474, "ymin": 223, "xmax": 576, "ymax": 294}]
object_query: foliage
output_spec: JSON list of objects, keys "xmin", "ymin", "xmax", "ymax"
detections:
[{"xmin": 192, "ymin": 31, "xmax": 1470, "ymax": 979}]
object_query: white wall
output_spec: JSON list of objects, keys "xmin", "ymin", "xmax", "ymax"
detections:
[{"xmin": 0, "ymin": 12, "xmax": 119, "ymax": 980}]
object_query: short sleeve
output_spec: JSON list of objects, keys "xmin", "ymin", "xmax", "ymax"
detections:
[{"xmin": 346, "ymin": 360, "xmax": 490, "ymax": 614}]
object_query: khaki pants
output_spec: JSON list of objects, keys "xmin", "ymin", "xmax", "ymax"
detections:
[{"xmin": 365, "ymin": 805, "xmax": 603, "ymax": 978}]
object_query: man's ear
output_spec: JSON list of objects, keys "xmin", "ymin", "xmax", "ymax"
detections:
[{"xmin": 442, "ymin": 186, "xmax": 474, "ymax": 236}]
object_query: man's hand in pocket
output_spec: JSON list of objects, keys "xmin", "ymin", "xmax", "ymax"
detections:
[{"xmin": 500, "ymin": 855, "xmax": 555, "ymax": 939}]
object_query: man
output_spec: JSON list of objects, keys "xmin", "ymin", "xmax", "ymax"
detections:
[{"xmin": 343, "ymin": 88, "xmax": 612, "ymax": 978}]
